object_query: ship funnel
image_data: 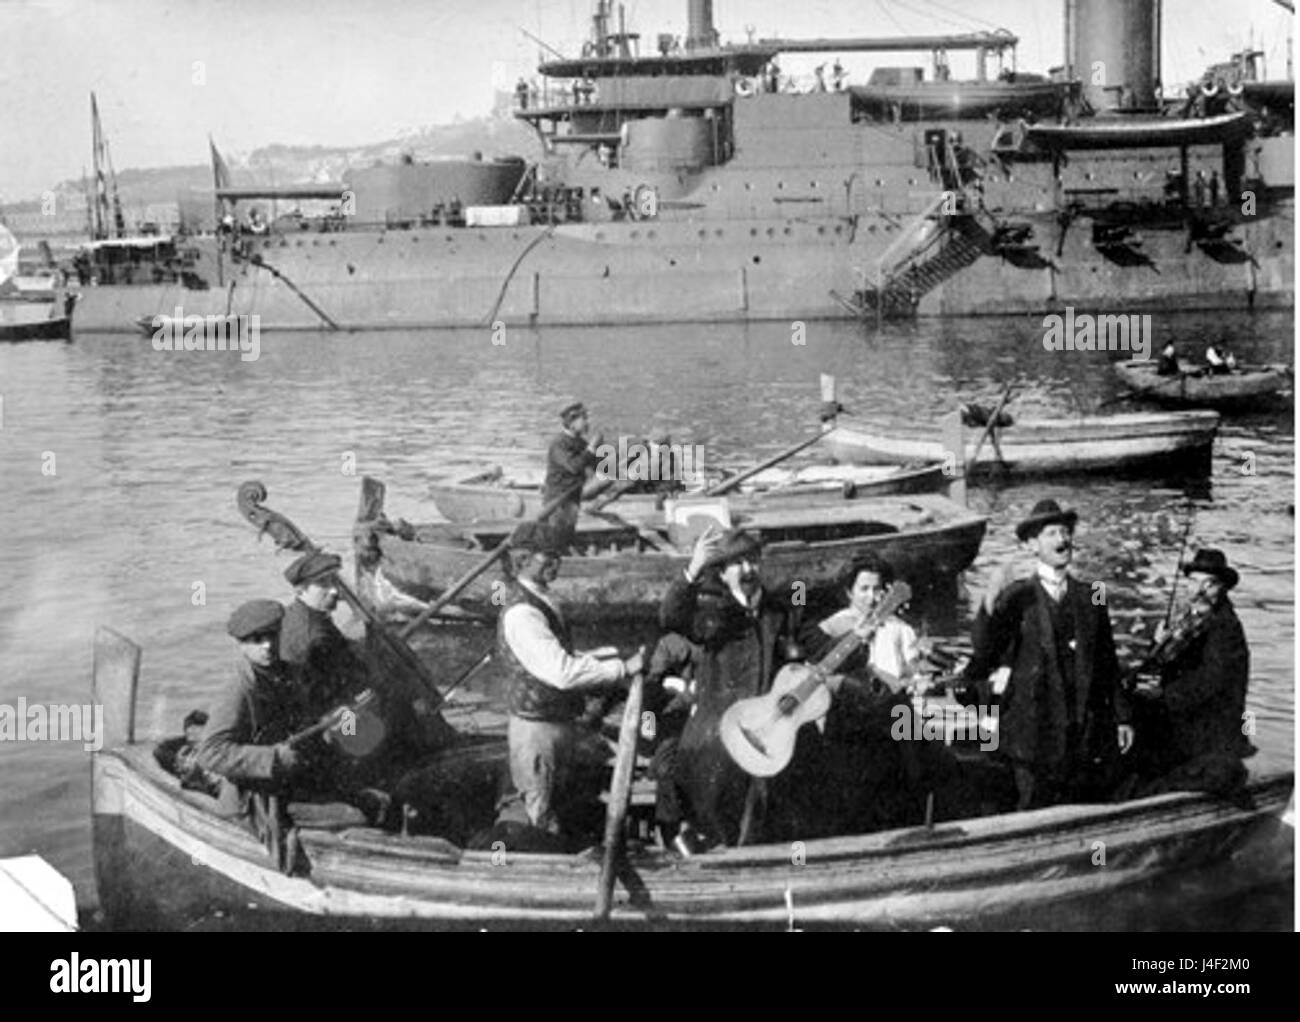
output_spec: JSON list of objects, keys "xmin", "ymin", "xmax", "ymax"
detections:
[
  {"xmin": 1065, "ymin": 0, "xmax": 1161, "ymax": 112},
  {"xmin": 686, "ymin": 0, "xmax": 719, "ymax": 51}
]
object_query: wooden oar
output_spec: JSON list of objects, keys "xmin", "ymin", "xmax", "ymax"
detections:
[
  {"xmin": 967, "ymin": 382, "xmax": 1014, "ymax": 473},
  {"xmin": 705, "ymin": 431, "xmax": 828, "ymax": 497},
  {"xmin": 236, "ymin": 481, "xmax": 447, "ymax": 710},
  {"xmin": 396, "ymin": 480, "xmax": 585, "ymax": 641},
  {"xmin": 1097, "ymin": 371, "xmax": 1187, "ymax": 410},
  {"xmin": 595, "ymin": 672, "xmax": 645, "ymax": 921}
]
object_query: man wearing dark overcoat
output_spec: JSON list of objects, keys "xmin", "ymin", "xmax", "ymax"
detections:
[
  {"xmin": 660, "ymin": 525, "xmax": 810, "ymax": 847},
  {"xmin": 1130, "ymin": 548, "xmax": 1254, "ymax": 800},
  {"xmin": 962, "ymin": 500, "xmax": 1133, "ymax": 810}
]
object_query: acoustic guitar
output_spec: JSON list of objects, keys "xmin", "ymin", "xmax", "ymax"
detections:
[{"xmin": 719, "ymin": 582, "xmax": 912, "ymax": 778}]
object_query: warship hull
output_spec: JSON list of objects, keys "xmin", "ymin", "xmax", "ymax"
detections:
[{"xmin": 70, "ymin": 201, "xmax": 1293, "ymax": 333}]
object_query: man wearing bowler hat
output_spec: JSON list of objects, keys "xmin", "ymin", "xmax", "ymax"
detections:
[
  {"xmin": 1130, "ymin": 549, "xmax": 1254, "ymax": 801},
  {"xmin": 659, "ymin": 524, "xmax": 809, "ymax": 847},
  {"xmin": 962, "ymin": 499, "xmax": 1132, "ymax": 810},
  {"xmin": 541, "ymin": 401, "xmax": 603, "ymax": 552}
]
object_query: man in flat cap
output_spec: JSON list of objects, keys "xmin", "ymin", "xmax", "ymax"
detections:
[
  {"xmin": 541, "ymin": 401, "xmax": 604, "ymax": 552},
  {"xmin": 659, "ymin": 524, "xmax": 808, "ymax": 847},
  {"xmin": 1129, "ymin": 549, "xmax": 1254, "ymax": 801},
  {"xmin": 281, "ymin": 550, "xmax": 368, "ymax": 710},
  {"xmin": 495, "ymin": 522, "xmax": 644, "ymax": 841},
  {"xmin": 199, "ymin": 600, "xmax": 321, "ymax": 809},
  {"xmin": 961, "ymin": 499, "xmax": 1132, "ymax": 811}
]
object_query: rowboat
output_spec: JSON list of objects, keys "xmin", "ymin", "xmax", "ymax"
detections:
[
  {"xmin": 821, "ymin": 411, "xmax": 1220, "ymax": 478},
  {"xmin": 1023, "ymin": 111, "xmax": 1254, "ymax": 151},
  {"xmin": 91, "ymin": 628, "xmax": 1294, "ymax": 930},
  {"xmin": 356, "ymin": 477, "xmax": 987, "ymax": 624},
  {"xmin": 1113, "ymin": 359, "xmax": 1291, "ymax": 409},
  {"xmin": 0, "ymin": 293, "xmax": 77, "ymax": 343},
  {"xmin": 428, "ymin": 461, "xmax": 949, "ymax": 524}
]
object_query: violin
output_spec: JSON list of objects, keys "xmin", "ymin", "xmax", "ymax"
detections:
[{"xmin": 1123, "ymin": 592, "xmax": 1217, "ymax": 690}]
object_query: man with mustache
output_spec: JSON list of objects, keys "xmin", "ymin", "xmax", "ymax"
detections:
[
  {"xmin": 962, "ymin": 500, "xmax": 1133, "ymax": 810},
  {"xmin": 659, "ymin": 524, "xmax": 807, "ymax": 847}
]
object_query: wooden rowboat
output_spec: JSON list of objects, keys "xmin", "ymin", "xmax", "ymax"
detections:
[
  {"xmin": 822, "ymin": 411, "xmax": 1220, "ymax": 478},
  {"xmin": 356, "ymin": 477, "xmax": 987, "ymax": 624},
  {"xmin": 428, "ymin": 461, "xmax": 949, "ymax": 524},
  {"xmin": 0, "ymin": 293, "xmax": 77, "ymax": 343},
  {"xmin": 91, "ymin": 628, "xmax": 1294, "ymax": 930},
  {"xmin": 1113, "ymin": 359, "xmax": 1291, "ymax": 409}
]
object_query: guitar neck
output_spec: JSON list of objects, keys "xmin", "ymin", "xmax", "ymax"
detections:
[{"xmin": 790, "ymin": 584, "xmax": 912, "ymax": 704}]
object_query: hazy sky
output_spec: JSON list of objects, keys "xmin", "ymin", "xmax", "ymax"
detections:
[{"xmin": 0, "ymin": 0, "xmax": 1292, "ymax": 200}]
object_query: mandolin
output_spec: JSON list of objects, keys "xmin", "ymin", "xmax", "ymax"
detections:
[
  {"xmin": 719, "ymin": 582, "xmax": 912, "ymax": 777},
  {"xmin": 286, "ymin": 688, "xmax": 387, "ymax": 758}
]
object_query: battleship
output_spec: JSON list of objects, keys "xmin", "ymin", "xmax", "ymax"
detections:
[{"xmin": 68, "ymin": 0, "xmax": 1294, "ymax": 332}]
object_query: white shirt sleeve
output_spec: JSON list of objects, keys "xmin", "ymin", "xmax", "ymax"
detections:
[{"xmin": 502, "ymin": 604, "xmax": 626, "ymax": 690}]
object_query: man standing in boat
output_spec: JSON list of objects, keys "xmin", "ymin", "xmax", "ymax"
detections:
[
  {"xmin": 659, "ymin": 525, "xmax": 808, "ymax": 847},
  {"xmin": 1128, "ymin": 549, "xmax": 1254, "ymax": 803},
  {"xmin": 496, "ymin": 522, "xmax": 643, "ymax": 841},
  {"xmin": 542, "ymin": 401, "xmax": 603, "ymax": 552},
  {"xmin": 961, "ymin": 500, "xmax": 1133, "ymax": 810}
]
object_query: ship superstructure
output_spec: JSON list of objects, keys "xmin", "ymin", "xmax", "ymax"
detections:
[{"xmin": 70, "ymin": 0, "xmax": 1292, "ymax": 332}]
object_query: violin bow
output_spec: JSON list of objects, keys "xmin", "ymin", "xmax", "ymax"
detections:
[{"xmin": 1162, "ymin": 498, "xmax": 1197, "ymax": 630}]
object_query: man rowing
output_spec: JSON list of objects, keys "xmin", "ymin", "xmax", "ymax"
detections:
[{"xmin": 542, "ymin": 401, "xmax": 604, "ymax": 551}]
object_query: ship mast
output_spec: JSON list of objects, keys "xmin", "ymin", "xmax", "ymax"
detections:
[{"xmin": 90, "ymin": 93, "xmax": 127, "ymax": 240}]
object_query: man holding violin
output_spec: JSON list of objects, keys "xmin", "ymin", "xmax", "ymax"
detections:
[{"xmin": 1127, "ymin": 549, "xmax": 1254, "ymax": 801}]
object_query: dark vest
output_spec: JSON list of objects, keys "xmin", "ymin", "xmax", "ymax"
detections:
[{"xmin": 498, "ymin": 583, "xmax": 587, "ymax": 723}]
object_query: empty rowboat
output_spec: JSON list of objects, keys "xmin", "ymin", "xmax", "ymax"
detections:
[{"xmin": 821, "ymin": 410, "xmax": 1220, "ymax": 478}]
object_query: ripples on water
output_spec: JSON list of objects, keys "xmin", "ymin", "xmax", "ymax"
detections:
[{"xmin": 0, "ymin": 310, "xmax": 1292, "ymax": 924}]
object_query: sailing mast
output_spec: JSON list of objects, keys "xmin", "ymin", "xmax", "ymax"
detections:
[{"xmin": 90, "ymin": 92, "xmax": 127, "ymax": 239}]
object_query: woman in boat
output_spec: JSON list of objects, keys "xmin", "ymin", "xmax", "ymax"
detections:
[{"xmin": 797, "ymin": 554, "xmax": 955, "ymax": 835}]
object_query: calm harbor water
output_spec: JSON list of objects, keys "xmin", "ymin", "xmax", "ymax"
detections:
[{"xmin": 0, "ymin": 309, "xmax": 1293, "ymax": 928}]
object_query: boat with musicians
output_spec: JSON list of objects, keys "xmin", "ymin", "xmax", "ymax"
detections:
[{"xmin": 89, "ymin": 626, "xmax": 1293, "ymax": 930}]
